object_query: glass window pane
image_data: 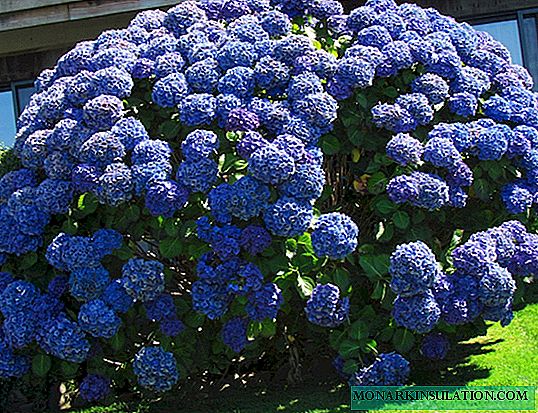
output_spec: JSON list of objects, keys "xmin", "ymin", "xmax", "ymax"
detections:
[
  {"xmin": 0, "ymin": 90, "xmax": 16, "ymax": 147},
  {"xmin": 521, "ymin": 13, "xmax": 538, "ymax": 90},
  {"xmin": 15, "ymin": 84, "xmax": 36, "ymax": 115},
  {"xmin": 474, "ymin": 19, "xmax": 524, "ymax": 66}
]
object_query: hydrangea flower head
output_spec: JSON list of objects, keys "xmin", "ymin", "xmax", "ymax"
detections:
[
  {"xmin": 311, "ymin": 213, "xmax": 359, "ymax": 259},
  {"xmin": 306, "ymin": 283, "xmax": 349, "ymax": 327},
  {"xmin": 133, "ymin": 346, "xmax": 179, "ymax": 392}
]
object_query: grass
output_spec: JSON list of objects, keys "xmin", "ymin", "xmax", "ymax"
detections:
[{"xmin": 66, "ymin": 302, "xmax": 538, "ymax": 413}]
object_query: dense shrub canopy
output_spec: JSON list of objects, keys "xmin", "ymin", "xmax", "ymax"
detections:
[{"xmin": 0, "ymin": 0, "xmax": 537, "ymax": 404}]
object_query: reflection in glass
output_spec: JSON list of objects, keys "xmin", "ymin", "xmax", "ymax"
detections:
[
  {"xmin": 15, "ymin": 84, "xmax": 36, "ymax": 114},
  {"xmin": 521, "ymin": 13, "xmax": 538, "ymax": 90},
  {"xmin": 0, "ymin": 90, "xmax": 16, "ymax": 147},
  {"xmin": 474, "ymin": 19, "xmax": 524, "ymax": 66}
]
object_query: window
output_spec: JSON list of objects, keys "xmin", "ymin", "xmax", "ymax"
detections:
[
  {"xmin": 473, "ymin": 19, "xmax": 524, "ymax": 65},
  {"xmin": 0, "ymin": 89, "xmax": 16, "ymax": 147},
  {"xmin": 472, "ymin": 9, "xmax": 538, "ymax": 90},
  {"xmin": 13, "ymin": 81, "xmax": 36, "ymax": 115},
  {"xmin": 0, "ymin": 81, "xmax": 36, "ymax": 147},
  {"xmin": 519, "ymin": 10, "xmax": 538, "ymax": 89}
]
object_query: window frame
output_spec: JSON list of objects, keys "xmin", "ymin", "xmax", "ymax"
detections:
[
  {"xmin": 0, "ymin": 85, "xmax": 17, "ymax": 147},
  {"xmin": 11, "ymin": 79, "xmax": 35, "ymax": 116},
  {"xmin": 517, "ymin": 7, "xmax": 538, "ymax": 73},
  {"xmin": 469, "ymin": 13, "xmax": 525, "ymax": 66}
]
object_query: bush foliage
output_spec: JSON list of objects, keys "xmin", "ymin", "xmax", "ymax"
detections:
[{"xmin": 0, "ymin": 0, "xmax": 537, "ymax": 406}]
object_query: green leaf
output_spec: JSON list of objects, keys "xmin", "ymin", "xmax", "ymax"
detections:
[
  {"xmin": 319, "ymin": 134, "xmax": 342, "ymax": 155},
  {"xmin": 360, "ymin": 338, "xmax": 377, "ymax": 353},
  {"xmin": 343, "ymin": 359, "xmax": 359, "ymax": 374},
  {"xmin": 111, "ymin": 331, "xmax": 125, "ymax": 352},
  {"xmin": 160, "ymin": 238, "xmax": 183, "ymax": 259},
  {"xmin": 292, "ymin": 253, "xmax": 318, "ymax": 273},
  {"xmin": 377, "ymin": 326, "xmax": 395, "ymax": 342},
  {"xmin": 220, "ymin": 153, "xmax": 241, "ymax": 173},
  {"xmin": 185, "ymin": 312, "xmax": 205, "ymax": 328},
  {"xmin": 247, "ymin": 321, "xmax": 263, "ymax": 339},
  {"xmin": 373, "ymin": 197, "xmax": 398, "ymax": 215},
  {"xmin": 261, "ymin": 319, "xmax": 276, "ymax": 337},
  {"xmin": 402, "ymin": 70, "xmax": 416, "ymax": 85},
  {"xmin": 332, "ymin": 268, "xmax": 350, "ymax": 292},
  {"xmin": 487, "ymin": 165, "xmax": 503, "ymax": 180},
  {"xmin": 164, "ymin": 218, "xmax": 181, "ymax": 237},
  {"xmin": 447, "ymin": 229, "xmax": 464, "ymax": 255},
  {"xmin": 392, "ymin": 211, "xmax": 410, "ymax": 230},
  {"xmin": 474, "ymin": 178, "xmax": 491, "ymax": 201},
  {"xmin": 367, "ymin": 172, "xmax": 387, "ymax": 195},
  {"xmin": 61, "ymin": 218, "xmax": 78, "ymax": 234},
  {"xmin": 356, "ymin": 93, "xmax": 368, "ymax": 109},
  {"xmin": 329, "ymin": 330, "xmax": 346, "ymax": 349},
  {"xmin": 348, "ymin": 320, "xmax": 369, "ymax": 341},
  {"xmin": 339, "ymin": 339, "xmax": 362, "ymax": 358},
  {"xmin": 114, "ymin": 244, "xmax": 134, "ymax": 260},
  {"xmin": 286, "ymin": 238, "xmax": 297, "ymax": 252},
  {"xmin": 32, "ymin": 354, "xmax": 51, "ymax": 377},
  {"xmin": 60, "ymin": 361, "xmax": 79, "ymax": 378},
  {"xmin": 342, "ymin": 112, "xmax": 359, "ymax": 128},
  {"xmin": 296, "ymin": 275, "xmax": 316, "ymax": 298},
  {"xmin": 383, "ymin": 86, "xmax": 399, "ymax": 98},
  {"xmin": 348, "ymin": 129, "xmax": 366, "ymax": 147},
  {"xmin": 392, "ymin": 328, "xmax": 415, "ymax": 353},
  {"xmin": 19, "ymin": 252, "xmax": 37, "ymax": 270},
  {"xmin": 226, "ymin": 131, "xmax": 239, "ymax": 142},
  {"xmin": 359, "ymin": 254, "xmax": 390, "ymax": 281},
  {"xmin": 233, "ymin": 159, "xmax": 248, "ymax": 170},
  {"xmin": 370, "ymin": 281, "xmax": 386, "ymax": 300},
  {"xmin": 124, "ymin": 205, "xmax": 141, "ymax": 222},
  {"xmin": 159, "ymin": 120, "xmax": 181, "ymax": 140},
  {"xmin": 77, "ymin": 193, "xmax": 98, "ymax": 215},
  {"xmin": 413, "ymin": 210, "xmax": 426, "ymax": 224},
  {"xmin": 376, "ymin": 222, "xmax": 394, "ymax": 243}
]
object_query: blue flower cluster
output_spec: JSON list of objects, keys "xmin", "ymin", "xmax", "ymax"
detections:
[
  {"xmin": 191, "ymin": 247, "xmax": 282, "ymax": 325},
  {"xmin": 321, "ymin": 0, "xmax": 538, "ymax": 214},
  {"xmin": 3, "ymin": 0, "xmax": 370, "ymax": 272},
  {"xmin": 439, "ymin": 221, "xmax": 536, "ymax": 326},
  {"xmin": 144, "ymin": 293, "xmax": 185, "ymax": 337},
  {"xmin": 305, "ymin": 283, "xmax": 349, "ymax": 327},
  {"xmin": 389, "ymin": 241, "xmax": 441, "ymax": 297},
  {"xmin": 390, "ymin": 222, "xmax": 527, "ymax": 332},
  {"xmin": 122, "ymin": 258, "xmax": 166, "ymax": 302},
  {"xmin": 79, "ymin": 374, "xmax": 111, "ymax": 402},
  {"xmin": 387, "ymin": 172, "xmax": 450, "ymax": 210},
  {"xmin": 221, "ymin": 317, "xmax": 249, "ymax": 353},
  {"xmin": 349, "ymin": 352, "xmax": 410, "ymax": 386},
  {"xmin": 420, "ymin": 333, "xmax": 450, "ymax": 360},
  {"xmin": 1, "ymin": 0, "xmax": 537, "ymax": 396},
  {"xmin": 0, "ymin": 339, "xmax": 30, "ymax": 378},
  {"xmin": 133, "ymin": 346, "xmax": 179, "ymax": 392},
  {"xmin": 46, "ymin": 230, "xmax": 122, "ymax": 301},
  {"xmin": 0, "ymin": 278, "xmax": 91, "ymax": 362},
  {"xmin": 311, "ymin": 213, "xmax": 359, "ymax": 260}
]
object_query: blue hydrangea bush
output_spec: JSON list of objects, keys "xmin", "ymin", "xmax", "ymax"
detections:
[{"xmin": 0, "ymin": 0, "xmax": 537, "ymax": 405}]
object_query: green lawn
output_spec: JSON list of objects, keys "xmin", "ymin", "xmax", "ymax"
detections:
[{"xmin": 69, "ymin": 302, "xmax": 538, "ymax": 413}]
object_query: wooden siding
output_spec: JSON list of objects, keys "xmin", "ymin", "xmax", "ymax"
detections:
[
  {"xmin": 0, "ymin": 12, "xmax": 138, "ymax": 56},
  {"xmin": 0, "ymin": 1, "xmax": 79, "ymax": 15},
  {"xmin": 341, "ymin": 0, "xmax": 538, "ymax": 18},
  {"xmin": 0, "ymin": 0, "xmax": 179, "ymax": 32}
]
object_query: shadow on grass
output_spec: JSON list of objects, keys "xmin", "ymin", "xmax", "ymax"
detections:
[
  {"xmin": 156, "ymin": 382, "xmax": 350, "ymax": 413},
  {"xmin": 412, "ymin": 338, "xmax": 502, "ymax": 386},
  {"xmin": 61, "ymin": 286, "xmax": 538, "ymax": 413},
  {"xmin": 146, "ymin": 337, "xmax": 503, "ymax": 413}
]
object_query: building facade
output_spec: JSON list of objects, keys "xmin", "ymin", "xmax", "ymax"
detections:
[{"xmin": 0, "ymin": 0, "xmax": 537, "ymax": 145}]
